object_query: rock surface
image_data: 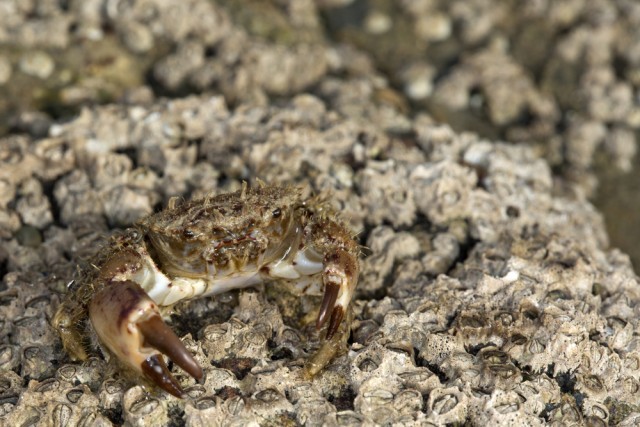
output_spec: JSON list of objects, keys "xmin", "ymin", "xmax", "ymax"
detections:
[{"xmin": 0, "ymin": 1, "xmax": 639, "ymax": 426}]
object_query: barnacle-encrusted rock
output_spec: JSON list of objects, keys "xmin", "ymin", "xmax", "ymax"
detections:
[
  {"xmin": 1, "ymin": 1, "xmax": 640, "ymax": 423},
  {"xmin": 1, "ymin": 91, "xmax": 639, "ymax": 425}
]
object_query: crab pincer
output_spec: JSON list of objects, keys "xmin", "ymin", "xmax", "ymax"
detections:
[
  {"xmin": 89, "ymin": 280, "xmax": 203, "ymax": 397},
  {"xmin": 316, "ymin": 248, "xmax": 359, "ymax": 340}
]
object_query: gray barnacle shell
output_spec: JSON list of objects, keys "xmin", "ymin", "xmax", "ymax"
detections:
[{"xmin": 425, "ymin": 387, "xmax": 467, "ymax": 424}]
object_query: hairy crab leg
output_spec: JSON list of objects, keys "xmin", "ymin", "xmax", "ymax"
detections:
[
  {"xmin": 89, "ymin": 280, "xmax": 203, "ymax": 397},
  {"xmin": 53, "ymin": 297, "xmax": 90, "ymax": 362}
]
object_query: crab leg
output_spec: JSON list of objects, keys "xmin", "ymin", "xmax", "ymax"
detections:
[{"xmin": 88, "ymin": 280, "xmax": 203, "ymax": 397}]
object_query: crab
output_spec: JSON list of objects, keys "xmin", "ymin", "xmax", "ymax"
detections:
[{"xmin": 53, "ymin": 183, "xmax": 360, "ymax": 397}]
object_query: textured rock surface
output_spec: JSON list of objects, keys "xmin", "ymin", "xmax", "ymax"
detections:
[
  {"xmin": 0, "ymin": 0, "xmax": 639, "ymax": 426},
  {"xmin": 2, "ymin": 93, "xmax": 639, "ymax": 425},
  {"xmin": 323, "ymin": 0, "xmax": 640, "ymax": 186},
  {"xmin": 3, "ymin": 0, "xmax": 639, "ymax": 186}
]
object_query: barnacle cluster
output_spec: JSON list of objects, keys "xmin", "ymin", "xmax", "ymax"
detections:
[
  {"xmin": 1, "ymin": 94, "xmax": 638, "ymax": 425},
  {"xmin": 1, "ymin": 0, "xmax": 640, "ymax": 425}
]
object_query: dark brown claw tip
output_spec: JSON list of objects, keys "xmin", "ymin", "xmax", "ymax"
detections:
[
  {"xmin": 317, "ymin": 282, "xmax": 340, "ymax": 330},
  {"xmin": 138, "ymin": 315, "xmax": 204, "ymax": 382},
  {"xmin": 142, "ymin": 354, "xmax": 184, "ymax": 398},
  {"xmin": 326, "ymin": 305, "xmax": 345, "ymax": 340}
]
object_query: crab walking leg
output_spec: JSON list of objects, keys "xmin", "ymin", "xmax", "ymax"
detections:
[
  {"xmin": 53, "ymin": 298, "xmax": 90, "ymax": 361},
  {"xmin": 88, "ymin": 280, "xmax": 203, "ymax": 397}
]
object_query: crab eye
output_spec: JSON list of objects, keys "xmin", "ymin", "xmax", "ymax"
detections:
[{"xmin": 272, "ymin": 208, "xmax": 282, "ymax": 218}]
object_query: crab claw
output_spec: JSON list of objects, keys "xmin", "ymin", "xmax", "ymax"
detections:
[
  {"xmin": 316, "ymin": 249, "xmax": 359, "ymax": 339},
  {"xmin": 89, "ymin": 280, "xmax": 203, "ymax": 397}
]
